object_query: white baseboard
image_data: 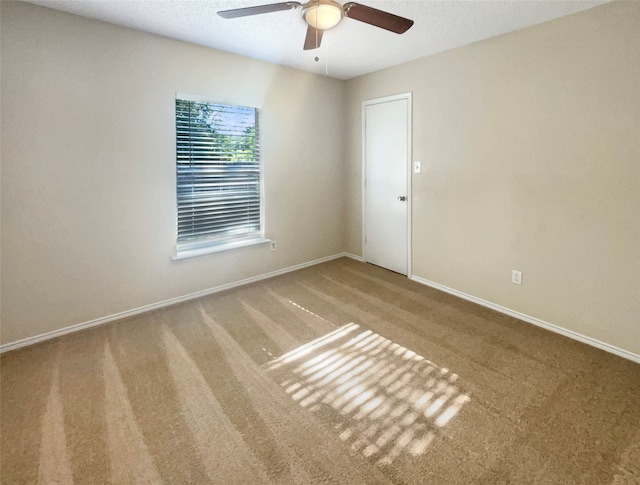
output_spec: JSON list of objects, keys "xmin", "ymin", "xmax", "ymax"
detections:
[
  {"xmin": 0, "ymin": 252, "xmax": 352, "ymax": 354},
  {"xmin": 6, "ymin": 256, "xmax": 636, "ymax": 365},
  {"xmin": 409, "ymin": 274, "xmax": 640, "ymax": 364}
]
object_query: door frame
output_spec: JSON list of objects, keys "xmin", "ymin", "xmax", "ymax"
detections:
[{"xmin": 361, "ymin": 92, "xmax": 412, "ymax": 276}]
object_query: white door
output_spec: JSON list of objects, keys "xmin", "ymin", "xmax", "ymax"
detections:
[{"xmin": 363, "ymin": 94, "xmax": 411, "ymax": 275}]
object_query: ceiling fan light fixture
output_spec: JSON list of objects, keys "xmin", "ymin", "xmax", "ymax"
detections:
[{"xmin": 304, "ymin": 2, "xmax": 343, "ymax": 30}]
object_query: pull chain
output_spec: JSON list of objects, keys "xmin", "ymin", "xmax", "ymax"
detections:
[
  {"xmin": 312, "ymin": 30, "xmax": 329, "ymax": 77},
  {"xmin": 324, "ymin": 34, "xmax": 329, "ymax": 77}
]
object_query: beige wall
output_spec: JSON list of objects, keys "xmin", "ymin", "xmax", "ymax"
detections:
[
  {"xmin": 345, "ymin": 1, "xmax": 639, "ymax": 355},
  {"xmin": 0, "ymin": 2, "xmax": 346, "ymax": 344},
  {"xmin": 2, "ymin": 1, "xmax": 638, "ymax": 357}
]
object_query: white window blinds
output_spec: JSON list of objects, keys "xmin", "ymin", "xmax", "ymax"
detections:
[{"xmin": 176, "ymin": 98, "xmax": 261, "ymax": 248}]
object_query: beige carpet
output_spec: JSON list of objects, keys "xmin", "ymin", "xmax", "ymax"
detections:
[{"xmin": 1, "ymin": 257, "xmax": 639, "ymax": 484}]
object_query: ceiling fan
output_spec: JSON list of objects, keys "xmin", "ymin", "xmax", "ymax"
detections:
[{"xmin": 217, "ymin": 0, "xmax": 414, "ymax": 51}]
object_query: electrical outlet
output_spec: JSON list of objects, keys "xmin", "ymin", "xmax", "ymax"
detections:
[
  {"xmin": 512, "ymin": 270, "xmax": 523, "ymax": 285},
  {"xmin": 414, "ymin": 161, "xmax": 422, "ymax": 173},
  {"xmin": 270, "ymin": 240, "xmax": 277, "ymax": 251}
]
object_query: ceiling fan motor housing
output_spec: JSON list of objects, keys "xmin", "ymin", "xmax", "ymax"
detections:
[{"xmin": 303, "ymin": 0, "xmax": 344, "ymax": 30}]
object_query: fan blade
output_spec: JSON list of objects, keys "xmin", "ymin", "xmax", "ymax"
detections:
[
  {"xmin": 303, "ymin": 26, "xmax": 323, "ymax": 50},
  {"xmin": 343, "ymin": 2, "xmax": 413, "ymax": 34},
  {"xmin": 218, "ymin": 2, "xmax": 301, "ymax": 19}
]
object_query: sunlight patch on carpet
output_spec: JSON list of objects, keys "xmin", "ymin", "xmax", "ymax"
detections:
[{"xmin": 264, "ymin": 322, "xmax": 470, "ymax": 465}]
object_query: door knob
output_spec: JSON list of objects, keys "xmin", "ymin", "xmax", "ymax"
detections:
[{"xmin": 397, "ymin": 196, "xmax": 406, "ymax": 201}]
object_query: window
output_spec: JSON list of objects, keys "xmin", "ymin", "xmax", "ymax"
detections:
[{"xmin": 175, "ymin": 96, "xmax": 264, "ymax": 258}]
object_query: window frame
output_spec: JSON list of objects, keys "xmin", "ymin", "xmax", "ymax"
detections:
[{"xmin": 173, "ymin": 93, "xmax": 268, "ymax": 260}]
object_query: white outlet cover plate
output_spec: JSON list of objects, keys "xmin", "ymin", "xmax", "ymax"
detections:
[{"xmin": 512, "ymin": 270, "xmax": 523, "ymax": 285}]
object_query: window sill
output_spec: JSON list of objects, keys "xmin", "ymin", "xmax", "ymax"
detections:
[{"xmin": 173, "ymin": 237, "xmax": 271, "ymax": 261}]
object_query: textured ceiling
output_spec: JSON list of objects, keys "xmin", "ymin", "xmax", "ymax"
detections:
[{"xmin": 23, "ymin": 0, "xmax": 611, "ymax": 79}]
